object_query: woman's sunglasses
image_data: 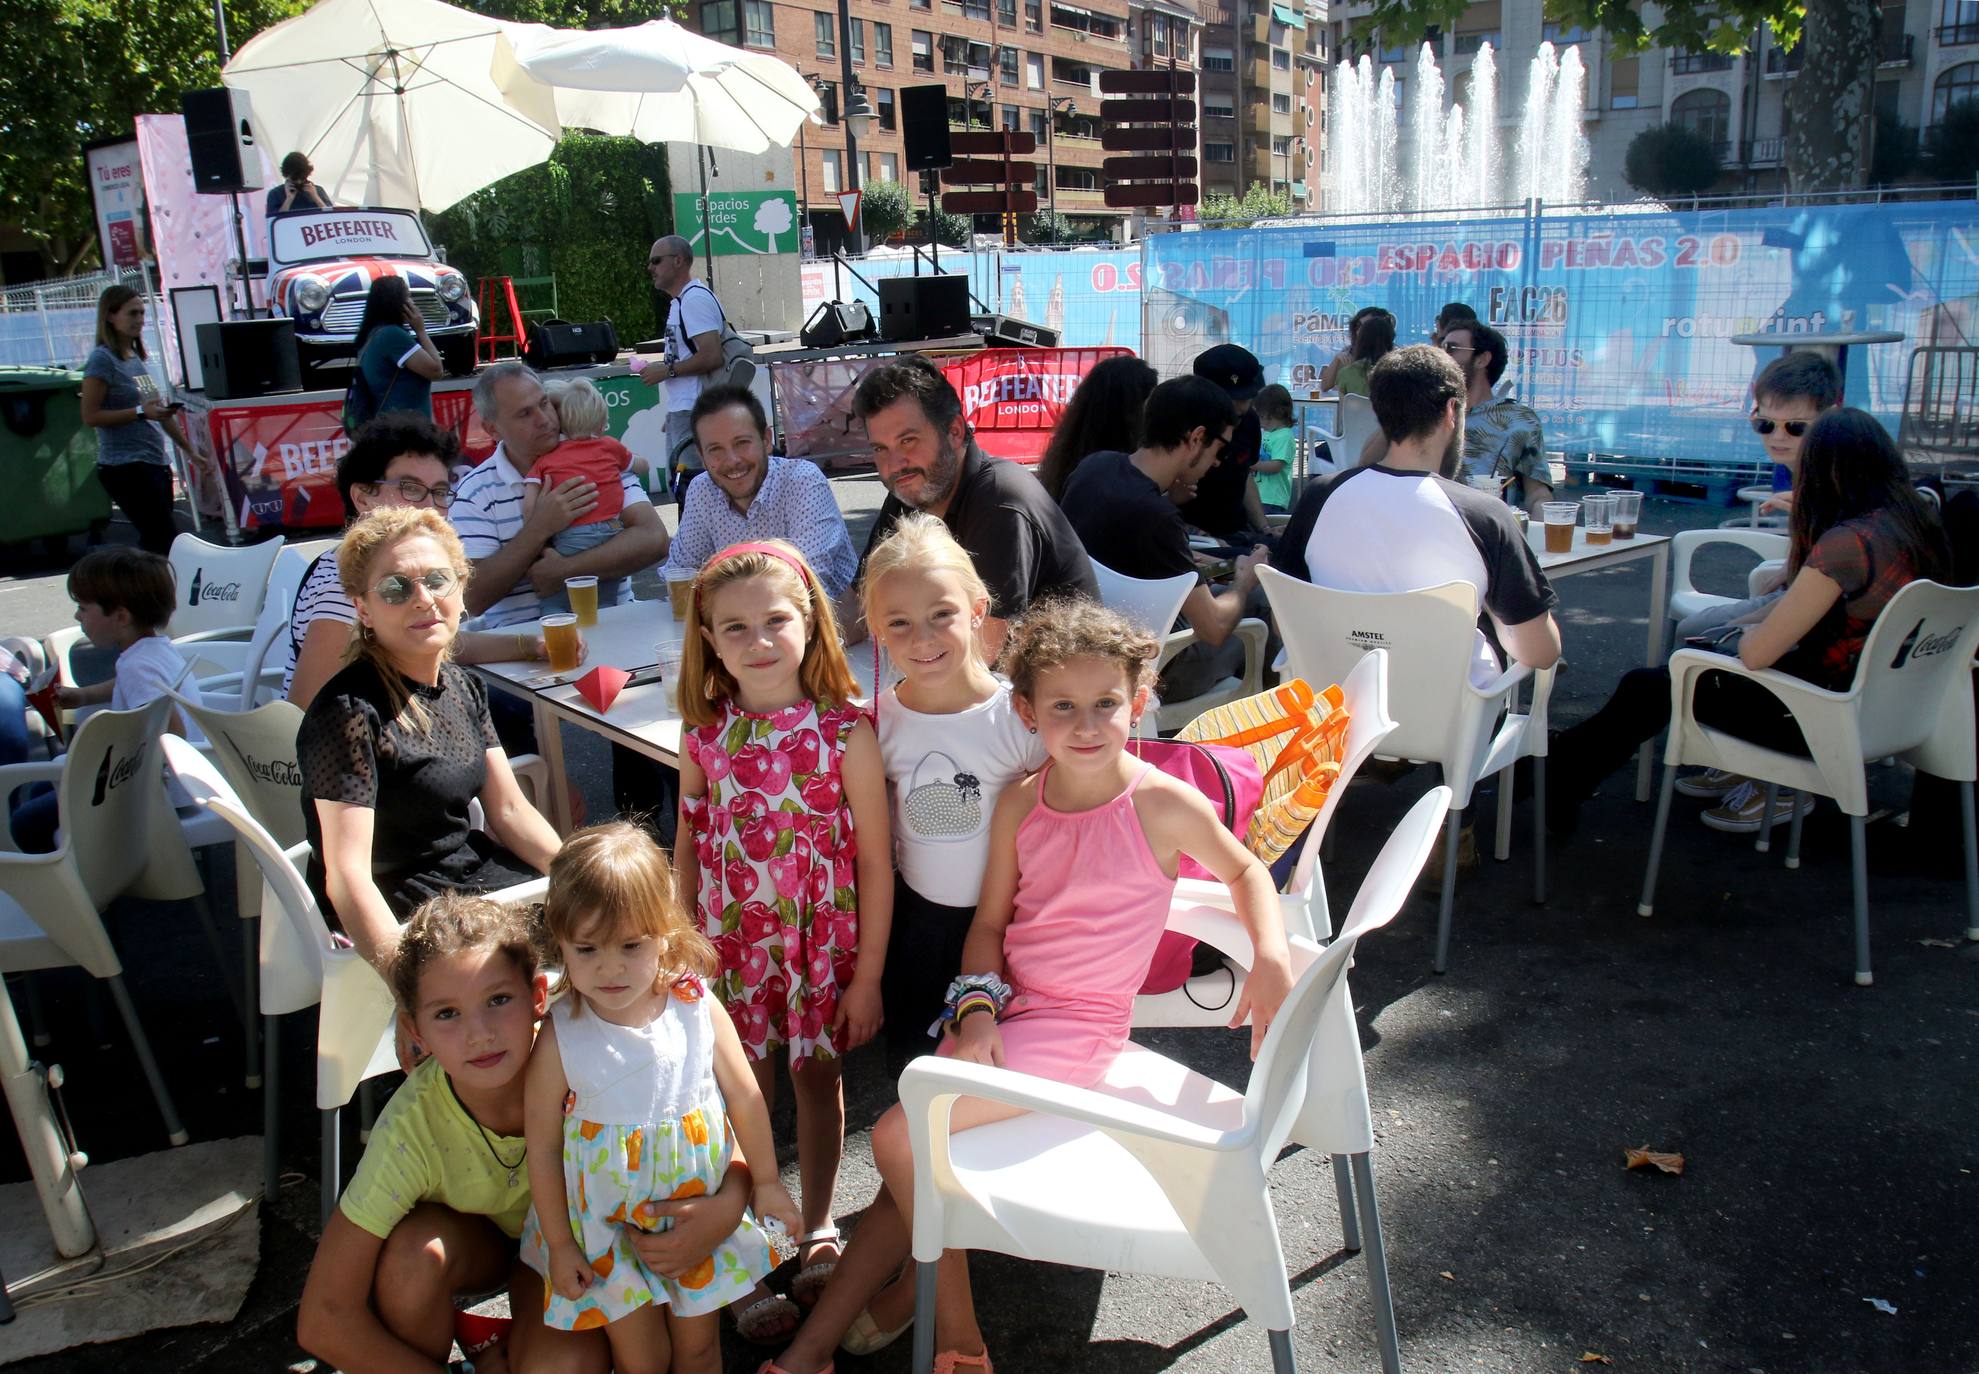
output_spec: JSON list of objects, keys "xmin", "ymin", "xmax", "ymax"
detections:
[
  {"xmin": 1750, "ymin": 417, "xmax": 1810, "ymax": 437},
  {"xmin": 372, "ymin": 568, "xmax": 461, "ymax": 605},
  {"xmin": 359, "ymin": 478, "xmax": 456, "ymax": 509}
]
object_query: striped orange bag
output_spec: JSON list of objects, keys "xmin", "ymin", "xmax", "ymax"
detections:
[{"xmin": 1176, "ymin": 678, "xmax": 1350, "ymax": 866}]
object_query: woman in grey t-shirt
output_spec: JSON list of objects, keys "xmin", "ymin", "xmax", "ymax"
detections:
[{"xmin": 80, "ymin": 284, "xmax": 196, "ymax": 554}]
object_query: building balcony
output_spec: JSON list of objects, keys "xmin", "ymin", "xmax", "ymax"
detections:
[
  {"xmin": 1670, "ymin": 51, "xmax": 1735, "ymax": 75},
  {"xmin": 1740, "ymin": 136, "xmax": 1785, "ymax": 166},
  {"xmin": 1879, "ymin": 30, "xmax": 1914, "ymax": 64}
]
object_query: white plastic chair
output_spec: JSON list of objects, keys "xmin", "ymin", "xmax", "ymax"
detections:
[
  {"xmin": 1091, "ymin": 560, "xmax": 1269, "ymax": 736},
  {"xmin": 901, "ymin": 786, "xmax": 1453, "ymax": 1374},
  {"xmin": 166, "ymin": 532, "xmax": 284, "ymax": 641},
  {"xmin": 0, "ymin": 699, "xmax": 217, "ymax": 1147},
  {"xmin": 1664, "ymin": 529, "xmax": 1790, "ymax": 653},
  {"xmin": 1262, "ymin": 567, "xmax": 1555, "ymax": 973},
  {"xmin": 1639, "ymin": 580, "xmax": 1979, "ymax": 986},
  {"xmin": 163, "ymin": 736, "xmax": 549, "ymax": 1216},
  {"xmin": 1309, "ymin": 393, "xmax": 1381, "ymax": 470},
  {"xmin": 180, "ymin": 538, "xmax": 335, "ymax": 706},
  {"xmin": 1137, "ymin": 649, "xmax": 1400, "ymax": 1028}
]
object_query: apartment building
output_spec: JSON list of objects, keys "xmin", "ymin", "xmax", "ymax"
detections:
[
  {"xmin": 1197, "ymin": 0, "xmax": 1327, "ymax": 205},
  {"xmin": 1325, "ymin": 0, "xmax": 1979, "ymax": 203},
  {"xmin": 693, "ymin": 0, "xmax": 1210, "ymax": 245}
]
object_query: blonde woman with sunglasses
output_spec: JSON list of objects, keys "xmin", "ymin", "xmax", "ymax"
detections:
[{"xmin": 299, "ymin": 507, "xmax": 562, "ymax": 973}]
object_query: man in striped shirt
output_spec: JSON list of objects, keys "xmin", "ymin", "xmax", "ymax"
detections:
[{"xmin": 452, "ymin": 361, "xmax": 668, "ymax": 627}]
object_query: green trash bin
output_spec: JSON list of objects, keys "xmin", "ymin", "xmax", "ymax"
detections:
[{"xmin": 0, "ymin": 365, "xmax": 112, "ymax": 552}]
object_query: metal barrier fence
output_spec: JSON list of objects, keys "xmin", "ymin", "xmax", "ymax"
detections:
[{"xmin": 0, "ymin": 266, "xmax": 165, "ymax": 370}]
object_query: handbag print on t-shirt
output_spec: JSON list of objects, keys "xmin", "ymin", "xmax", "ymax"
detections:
[{"xmin": 901, "ymin": 750, "xmax": 982, "ymax": 839}]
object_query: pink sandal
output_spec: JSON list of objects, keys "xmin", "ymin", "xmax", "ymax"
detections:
[
  {"xmin": 755, "ymin": 1362, "xmax": 833, "ymax": 1374},
  {"xmin": 932, "ymin": 1351, "xmax": 994, "ymax": 1373}
]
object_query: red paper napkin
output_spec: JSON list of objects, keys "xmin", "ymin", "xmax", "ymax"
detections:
[{"xmin": 574, "ymin": 665, "xmax": 629, "ymax": 712}]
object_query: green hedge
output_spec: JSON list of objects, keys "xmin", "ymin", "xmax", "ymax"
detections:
[{"xmin": 428, "ymin": 134, "xmax": 673, "ymax": 341}]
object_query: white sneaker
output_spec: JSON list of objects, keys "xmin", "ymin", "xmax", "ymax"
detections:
[
  {"xmin": 1700, "ymin": 781, "xmax": 1814, "ymax": 834},
  {"xmin": 1674, "ymin": 767, "xmax": 1745, "ymax": 800}
]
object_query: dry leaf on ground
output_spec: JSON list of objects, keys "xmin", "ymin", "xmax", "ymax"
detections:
[
  {"xmin": 1625, "ymin": 1146, "xmax": 1686, "ymax": 1175},
  {"xmin": 1438, "ymin": 1270, "xmax": 1456, "ymax": 1281},
  {"xmin": 1579, "ymin": 1355, "xmax": 1613, "ymax": 1365}
]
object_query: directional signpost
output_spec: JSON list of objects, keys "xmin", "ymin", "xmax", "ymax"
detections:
[
  {"xmin": 941, "ymin": 130, "xmax": 1038, "ymax": 248},
  {"xmin": 1098, "ymin": 67, "xmax": 1200, "ymax": 216}
]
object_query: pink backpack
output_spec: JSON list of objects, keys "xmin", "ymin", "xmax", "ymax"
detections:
[{"xmin": 1126, "ymin": 739, "xmax": 1265, "ymax": 994}]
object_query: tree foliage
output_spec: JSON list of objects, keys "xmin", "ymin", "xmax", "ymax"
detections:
[
  {"xmin": 1623, "ymin": 124, "xmax": 1723, "ymax": 197},
  {"xmin": 1200, "ymin": 183, "xmax": 1294, "ymax": 226},
  {"xmin": 428, "ymin": 133, "xmax": 671, "ymax": 341},
  {"xmin": 916, "ymin": 204, "xmax": 970, "ymax": 247},
  {"xmin": 0, "ymin": 0, "xmax": 310, "ymax": 275},
  {"xmin": 860, "ymin": 177, "xmax": 912, "ymax": 242},
  {"xmin": 1925, "ymin": 100, "xmax": 1979, "ymax": 182}
]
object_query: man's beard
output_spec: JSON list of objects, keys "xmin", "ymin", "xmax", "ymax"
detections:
[
  {"xmin": 1440, "ymin": 407, "xmax": 1468, "ymax": 480},
  {"xmin": 896, "ymin": 434, "xmax": 964, "ymax": 510}
]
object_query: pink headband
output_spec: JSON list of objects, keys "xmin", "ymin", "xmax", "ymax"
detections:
[{"xmin": 707, "ymin": 541, "xmax": 817, "ymax": 592}]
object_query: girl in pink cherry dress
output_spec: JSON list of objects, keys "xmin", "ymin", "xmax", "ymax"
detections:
[{"xmin": 674, "ymin": 539, "xmax": 892, "ymax": 1311}]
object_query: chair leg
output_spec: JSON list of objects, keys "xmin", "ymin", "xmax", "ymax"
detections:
[
  {"xmin": 106, "ymin": 974, "xmax": 189, "ymax": 1147},
  {"xmin": 263, "ymin": 1014, "xmax": 281, "ymax": 1204},
  {"xmin": 1637, "ymin": 765, "xmax": 1680, "ymax": 916},
  {"xmin": 1349, "ymin": 1152, "xmax": 1403, "ymax": 1374},
  {"xmin": 1431, "ymin": 811, "xmax": 1461, "ymax": 975},
  {"xmin": 1532, "ymin": 757, "xmax": 1548, "ymax": 905},
  {"xmin": 1784, "ymin": 790, "xmax": 1807, "ymax": 870},
  {"xmin": 1268, "ymin": 1327, "xmax": 1300, "ymax": 1374},
  {"xmin": 1331, "ymin": 1153, "xmax": 1361, "ymax": 1252},
  {"xmin": 1492, "ymin": 763, "xmax": 1513, "ymax": 862},
  {"xmin": 190, "ymin": 889, "xmax": 246, "ymax": 1024},
  {"xmin": 1755, "ymin": 783, "xmax": 1780, "ymax": 854},
  {"xmin": 1850, "ymin": 813, "xmax": 1872, "ymax": 987},
  {"xmin": 1961, "ymin": 782, "xmax": 1979, "ymax": 942},
  {"xmin": 21, "ymin": 972, "xmax": 50, "ymax": 1049},
  {"xmin": 910, "ymin": 1252, "xmax": 939, "ymax": 1374},
  {"xmin": 321, "ymin": 1107, "xmax": 341, "ymax": 1230},
  {"xmin": 242, "ymin": 915, "xmax": 260, "ymax": 1090}
]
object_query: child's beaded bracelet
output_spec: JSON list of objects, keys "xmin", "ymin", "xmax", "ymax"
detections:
[{"xmin": 936, "ymin": 972, "xmax": 1014, "ymax": 1035}]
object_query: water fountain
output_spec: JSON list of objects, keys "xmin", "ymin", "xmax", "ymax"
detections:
[{"xmin": 1328, "ymin": 39, "xmax": 1588, "ymax": 215}]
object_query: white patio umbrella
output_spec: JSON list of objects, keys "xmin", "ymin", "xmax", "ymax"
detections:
[
  {"xmin": 223, "ymin": 0, "xmax": 565, "ymax": 213},
  {"xmin": 504, "ymin": 20, "xmax": 821, "ymax": 154}
]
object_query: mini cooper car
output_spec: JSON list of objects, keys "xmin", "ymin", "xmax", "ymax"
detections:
[{"xmin": 264, "ymin": 207, "xmax": 477, "ymax": 375}]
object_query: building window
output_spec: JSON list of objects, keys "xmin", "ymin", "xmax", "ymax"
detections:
[
  {"xmin": 1541, "ymin": 20, "xmax": 1589, "ymax": 43},
  {"xmin": 912, "ymin": 29, "xmax": 934, "ymax": 70},
  {"xmin": 1271, "ymin": 92, "xmax": 1291, "ymax": 112},
  {"xmin": 1671, "ymin": 88, "xmax": 1730, "ymax": 149},
  {"xmin": 874, "ymin": 21, "xmax": 893, "ymax": 65},
  {"xmin": 1610, "ymin": 55, "xmax": 1640, "ymax": 108},
  {"xmin": 943, "ymin": 35, "xmax": 992, "ymax": 74},
  {"xmin": 1670, "ymin": 49, "xmax": 1735, "ymax": 74},
  {"xmin": 1204, "ymin": 44, "xmax": 1233, "ymax": 70},
  {"xmin": 1453, "ymin": 0, "xmax": 1499, "ymax": 54},
  {"xmin": 700, "ymin": 0, "xmax": 739, "ymax": 43},
  {"xmin": 1056, "ymin": 166, "xmax": 1098, "ymax": 190},
  {"xmin": 821, "ymin": 149, "xmax": 843, "ymax": 193},
  {"xmin": 876, "ymin": 151, "xmax": 900, "ymax": 181},
  {"xmin": 815, "ymin": 11, "xmax": 836, "ymax": 58},
  {"xmin": 850, "ymin": 16, "xmax": 865, "ymax": 63},
  {"xmin": 913, "ymin": 0, "xmax": 930, "ymax": 8},
  {"xmin": 1272, "ymin": 47, "xmax": 1291, "ymax": 68},
  {"xmin": 1938, "ymin": 0, "xmax": 1979, "ymax": 44},
  {"xmin": 1029, "ymin": 107, "xmax": 1049, "ymax": 138},
  {"xmin": 1204, "ymin": 97, "xmax": 1235, "ymax": 118},
  {"xmin": 743, "ymin": 0, "xmax": 775, "ymax": 46},
  {"xmin": 1027, "ymin": 52, "xmax": 1044, "ymax": 87},
  {"xmin": 1933, "ymin": 59, "xmax": 1979, "ymax": 119},
  {"xmin": 1271, "ymin": 135, "xmax": 1291, "ymax": 154},
  {"xmin": 1026, "ymin": 0, "xmax": 1042, "ymax": 29},
  {"xmin": 1205, "ymin": 141, "xmax": 1235, "ymax": 162},
  {"xmin": 816, "ymin": 79, "xmax": 840, "ymax": 123},
  {"xmin": 877, "ymin": 87, "xmax": 896, "ymax": 128},
  {"xmin": 999, "ymin": 0, "xmax": 1016, "ymax": 21},
  {"xmin": 1001, "ymin": 46, "xmax": 1020, "ymax": 82}
]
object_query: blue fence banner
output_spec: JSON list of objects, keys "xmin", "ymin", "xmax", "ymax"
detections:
[{"xmin": 1139, "ymin": 199, "xmax": 1979, "ymax": 468}]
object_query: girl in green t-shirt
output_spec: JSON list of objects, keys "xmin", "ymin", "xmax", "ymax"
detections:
[{"xmin": 1253, "ymin": 384, "xmax": 1298, "ymax": 512}]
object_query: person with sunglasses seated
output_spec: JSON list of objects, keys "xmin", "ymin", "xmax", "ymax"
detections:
[
  {"xmin": 1059, "ymin": 375, "xmax": 1271, "ymax": 703},
  {"xmin": 298, "ymin": 507, "xmax": 563, "ymax": 974},
  {"xmin": 286, "ymin": 415, "xmax": 578, "ymax": 709}
]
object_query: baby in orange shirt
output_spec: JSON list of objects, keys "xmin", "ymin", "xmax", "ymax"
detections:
[{"xmin": 524, "ymin": 378, "xmax": 633, "ymax": 612}]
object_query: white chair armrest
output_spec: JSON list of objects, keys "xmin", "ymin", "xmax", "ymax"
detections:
[
  {"xmin": 1155, "ymin": 627, "xmax": 1196, "ymax": 673},
  {"xmin": 898, "ymin": 1057, "xmax": 1231, "ymax": 1153},
  {"xmin": 1231, "ymin": 618, "xmax": 1268, "ymax": 698},
  {"xmin": 1469, "ymin": 658, "xmax": 1535, "ymax": 703},
  {"xmin": 1748, "ymin": 559, "xmax": 1787, "ymax": 598},
  {"xmin": 172, "ymin": 626, "xmax": 255, "ymax": 646},
  {"xmin": 0, "ymin": 760, "xmax": 66, "ymax": 791},
  {"xmin": 1670, "ymin": 529, "xmax": 1791, "ymax": 599},
  {"xmin": 1664, "ymin": 648, "xmax": 1866, "ymax": 804}
]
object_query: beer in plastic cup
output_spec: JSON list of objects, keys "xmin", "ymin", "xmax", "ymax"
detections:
[
  {"xmin": 1541, "ymin": 501, "xmax": 1578, "ymax": 554},
  {"xmin": 668, "ymin": 575, "xmax": 695, "ymax": 623},
  {"xmin": 565, "ymin": 575, "xmax": 599, "ymax": 626},
  {"xmin": 542, "ymin": 614, "xmax": 580, "ymax": 673},
  {"xmin": 1612, "ymin": 490, "xmax": 1642, "ymax": 539},
  {"xmin": 1582, "ymin": 493, "xmax": 1615, "ymax": 546}
]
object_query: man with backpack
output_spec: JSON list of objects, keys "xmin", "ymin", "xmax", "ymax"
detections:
[{"xmin": 639, "ymin": 236, "xmax": 728, "ymax": 505}]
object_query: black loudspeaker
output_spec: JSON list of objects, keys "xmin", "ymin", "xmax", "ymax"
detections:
[
  {"xmin": 800, "ymin": 301, "xmax": 876, "ymax": 349},
  {"xmin": 900, "ymin": 86, "xmax": 954, "ymax": 172},
  {"xmin": 524, "ymin": 318, "xmax": 620, "ymax": 369},
  {"xmin": 879, "ymin": 274, "xmax": 971, "ymax": 343},
  {"xmin": 182, "ymin": 88, "xmax": 264, "ymax": 194},
  {"xmin": 196, "ymin": 319, "xmax": 300, "ymax": 400},
  {"xmin": 971, "ymin": 313, "xmax": 1060, "ymax": 348}
]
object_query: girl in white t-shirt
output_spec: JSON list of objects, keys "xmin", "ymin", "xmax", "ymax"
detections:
[{"xmin": 862, "ymin": 513, "xmax": 1047, "ymax": 1081}]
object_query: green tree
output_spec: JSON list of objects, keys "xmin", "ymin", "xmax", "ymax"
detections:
[
  {"xmin": 1200, "ymin": 182, "xmax": 1293, "ymax": 226},
  {"xmin": 1622, "ymin": 124, "xmax": 1723, "ymax": 197},
  {"xmin": 0, "ymin": 0, "xmax": 311, "ymax": 276},
  {"xmin": 860, "ymin": 178, "xmax": 912, "ymax": 242},
  {"xmin": 1924, "ymin": 100, "xmax": 1979, "ymax": 182},
  {"xmin": 1358, "ymin": 0, "xmax": 1878, "ymax": 192},
  {"xmin": 1025, "ymin": 207, "xmax": 1070, "ymax": 243},
  {"xmin": 461, "ymin": 0, "xmax": 684, "ymax": 27},
  {"xmin": 917, "ymin": 204, "xmax": 969, "ymax": 247}
]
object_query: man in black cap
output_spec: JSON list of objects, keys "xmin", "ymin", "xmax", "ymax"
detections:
[{"xmin": 1180, "ymin": 343, "xmax": 1271, "ymax": 542}]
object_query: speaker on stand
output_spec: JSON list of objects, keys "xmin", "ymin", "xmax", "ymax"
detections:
[
  {"xmin": 181, "ymin": 87, "xmax": 263, "ymax": 320},
  {"xmin": 900, "ymin": 86, "xmax": 954, "ymax": 270}
]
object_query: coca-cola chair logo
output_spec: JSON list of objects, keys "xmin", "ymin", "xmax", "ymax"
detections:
[
  {"xmin": 1889, "ymin": 618, "xmax": 1966, "ymax": 670},
  {"xmin": 185, "ymin": 568, "xmax": 244, "ymax": 606},
  {"xmin": 224, "ymin": 738, "xmax": 302, "ymax": 789},
  {"xmin": 89, "ymin": 740, "xmax": 148, "ymax": 806}
]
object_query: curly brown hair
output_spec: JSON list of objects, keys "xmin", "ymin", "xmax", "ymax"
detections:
[
  {"xmin": 389, "ymin": 891, "xmax": 540, "ymax": 1015},
  {"xmin": 996, "ymin": 596, "xmax": 1159, "ymax": 700}
]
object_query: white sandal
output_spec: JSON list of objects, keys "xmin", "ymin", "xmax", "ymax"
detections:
[{"xmin": 790, "ymin": 1224, "xmax": 842, "ymax": 1307}]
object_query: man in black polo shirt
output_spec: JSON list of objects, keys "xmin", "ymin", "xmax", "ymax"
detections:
[
  {"xmin": 1061, "ymin": 375, "xmax": 1269, "ymax": 700},
  {"xmin": 857, "ymin": 356, "xmax": 1097, "ymax": 656}
]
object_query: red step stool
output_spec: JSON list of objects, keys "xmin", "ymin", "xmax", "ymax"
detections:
[{"xmin": 476, "ymin": 276, "xmax": 527, "ymax": 363}]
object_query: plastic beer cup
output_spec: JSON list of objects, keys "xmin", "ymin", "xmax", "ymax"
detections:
[
  {"xmin": 1541, "ymin": 501, "xmax": 1578, "ymax": 554},
  {"xmin": 541, "ymin": 614, "xmax": 580, "ymax": 673},
  {"xmin": 565, "ymin": 575, "xmax": 599, "ymax": 626}
]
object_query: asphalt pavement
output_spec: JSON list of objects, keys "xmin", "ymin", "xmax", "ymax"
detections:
[{"xmin": 2, "ymin": 481, "xmax": 1974, "ymax": 1374}]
